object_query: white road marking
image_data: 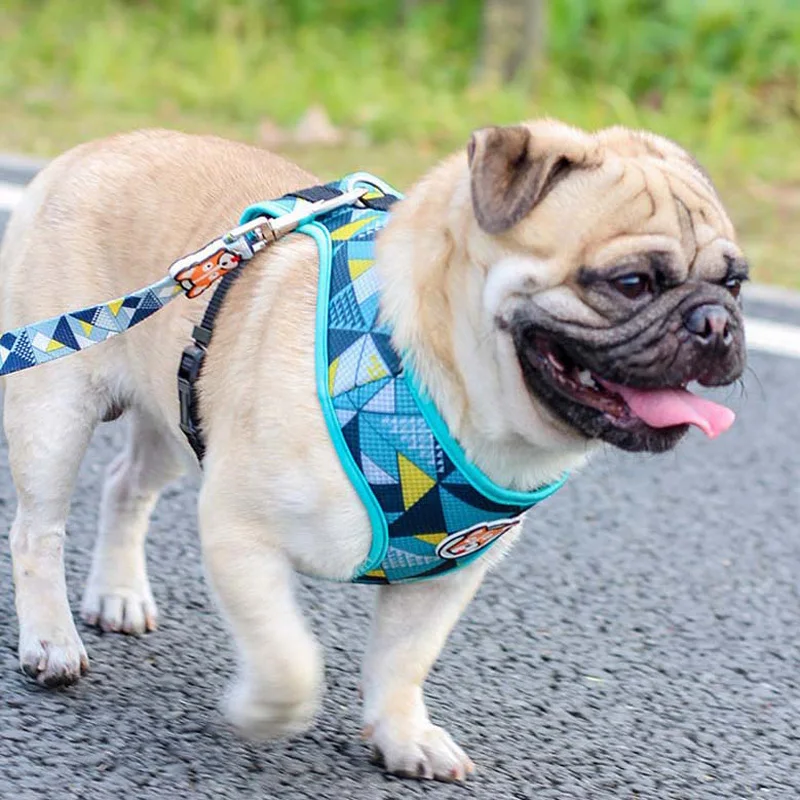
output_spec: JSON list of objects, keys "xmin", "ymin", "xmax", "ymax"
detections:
[
  {"xmin": 745, "ymin": 283, "xmax": 800, "ymax": 309},
  {"xmin": 1, "ymin": 175, "xmax": 800, "ymax": 362},
  {"xmin": 0, "ymin": 180, "xmax": 25, "ymax": 211},
  {"xmin": 745, "ymin": 317, "xmax": 800, "ymax": 359}
]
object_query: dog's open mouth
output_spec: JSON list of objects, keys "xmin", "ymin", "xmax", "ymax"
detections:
[{"xmin": 520, "ymin": 333, "xmax": 735, "ymax": 447}]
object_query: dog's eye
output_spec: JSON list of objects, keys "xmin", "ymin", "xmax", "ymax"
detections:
[
  {"xmin": 724, "ymin": 277, "xmax": 742, "ymax": 299},
  {"xmin": 612, "ymin": 273, "xmax": 652, "ymax": 299}
]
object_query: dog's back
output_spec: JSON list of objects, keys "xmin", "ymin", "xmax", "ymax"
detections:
[
  {"xmin": 0, "ymin": 130, "xmax": 313, "ymax": 328},
  {"xmin": 0, "ymin": 130, "xmax": 318, "ymax": 420}
]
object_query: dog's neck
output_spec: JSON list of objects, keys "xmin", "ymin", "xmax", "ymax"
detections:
[{"xmin": 375, "ymin": 155, "xmax": 592, "ymax": 492}]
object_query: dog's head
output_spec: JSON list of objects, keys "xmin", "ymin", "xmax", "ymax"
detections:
[{"xmin": 455, "ymin": 120, "xmax": 747, "ymax": 455}]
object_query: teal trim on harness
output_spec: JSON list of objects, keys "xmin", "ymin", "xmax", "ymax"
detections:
[
  {"xmin": 403, "ymin": 364, "xmax": 567, "ymax": 507},
  {"xmin": 240, "ymin": 194, "xmax": 390, "ymax": 575},
  {"xmin": 241, "ymin": 174, "xmax": 566, "ymax": 584}
]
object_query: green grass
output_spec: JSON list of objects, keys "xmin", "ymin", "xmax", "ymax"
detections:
[
  {"xmin": 2, "ymin": 0, "xmax": 800, "ymax": 164},
  {"xmin": 0, "ymin": 1, "xmax": 799, "ymax": 287}
]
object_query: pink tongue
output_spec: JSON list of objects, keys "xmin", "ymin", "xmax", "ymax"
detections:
[{"xmin": 603, "ymin": 382, "xmax": 735, "ymax": 439}]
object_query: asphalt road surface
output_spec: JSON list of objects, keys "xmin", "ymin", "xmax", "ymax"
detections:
[{"xmin": 1, "ymin": 162, "xmax": 799, "ymax": 800}]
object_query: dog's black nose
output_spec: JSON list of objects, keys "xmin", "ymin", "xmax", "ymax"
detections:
[{"xmin": 684, "ymin": 303, "xmax": 733, "ymax": 347}]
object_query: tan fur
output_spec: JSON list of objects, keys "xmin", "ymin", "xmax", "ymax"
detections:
[{"xmin": 0, "ymin": 122, "xmax": 744, "ymax": 781}]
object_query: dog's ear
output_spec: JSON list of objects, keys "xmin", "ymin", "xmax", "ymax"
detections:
[{"xmin": 468, "ymin": 125, "xmax": 580, "ymax": 235}]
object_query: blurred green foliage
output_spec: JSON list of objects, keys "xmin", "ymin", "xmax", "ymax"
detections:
[
  {"xmin": 1, "ymin": 0, "xmax": 798, "ymax": 151},
  {"xmin": 0, "ymin": 1, "xmax": 798, "ymax": 285}
]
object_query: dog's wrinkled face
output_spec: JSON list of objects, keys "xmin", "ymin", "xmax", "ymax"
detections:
[{"xmin": 470, "ymin": 121, "xmax": 747, "ymax": 453}]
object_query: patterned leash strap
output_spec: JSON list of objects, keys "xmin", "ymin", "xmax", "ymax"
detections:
[{"xmin": 0, "ymin": 188, "xmax": 367, "ymax": 378}]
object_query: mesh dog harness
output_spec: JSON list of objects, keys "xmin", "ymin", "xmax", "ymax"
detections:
[
  {"xmin": 0, "ymin": 171, "xmax": 565, "ymax": 585},
  {"xmin": 235, "ymin": 174, "xmax": 566, "ymax": 583}
]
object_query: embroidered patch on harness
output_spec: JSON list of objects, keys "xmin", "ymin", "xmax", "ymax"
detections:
[{"xmin": 436, "ymin": 518, "xmax": 521, "ymax": 560}]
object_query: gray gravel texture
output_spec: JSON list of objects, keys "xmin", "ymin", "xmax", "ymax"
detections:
[{"xmin": 1, "ymin": 197, "xmax": 799, "ymax": 799}]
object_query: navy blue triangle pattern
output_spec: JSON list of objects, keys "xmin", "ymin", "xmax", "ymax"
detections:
[
  {"xmin": 53, "ymin": 316, "xmax": 79, "ymax": 350},
  {"xmin": 329, "ymin": 328, "xmax": 365, "ymax": 361},
  {"xmin": 70, "ymin": 307, "xmax": 99, "ymax": 324}
]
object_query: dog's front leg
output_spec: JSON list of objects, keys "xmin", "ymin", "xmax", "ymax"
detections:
[{"xmin": 362, "ymin": 561, "xmax": 488, "ymax": 781}]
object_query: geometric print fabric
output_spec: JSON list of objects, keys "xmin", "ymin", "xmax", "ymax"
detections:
[
  {"xmin": 300, "ymin": 176, "xmax": 541, "ymax": 584},
  {"xmin": 0, "ymin": 275, "xmax": 183, "ymax": 376}
]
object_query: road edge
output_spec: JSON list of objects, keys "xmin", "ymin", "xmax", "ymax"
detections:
[{"xmin": 1, "ymin": 151, "xmax": 799, "ymax": 310}]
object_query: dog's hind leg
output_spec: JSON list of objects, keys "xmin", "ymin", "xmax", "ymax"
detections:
[
  {"xmin": 5, "ymin": 366, "xmax": 103, "ymax": 687},
  {"xmin": 81, "ymin": 407, "xmax": 185, "ymax": 635}
]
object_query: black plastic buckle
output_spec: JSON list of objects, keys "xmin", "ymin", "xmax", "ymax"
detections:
[
  {"xmin": 360, "ymin": 194, "xmax": 398, "ymax": 212},
  {"xmin": 178, "ymin": 341, "xmax": 207, "ymax": 461}
]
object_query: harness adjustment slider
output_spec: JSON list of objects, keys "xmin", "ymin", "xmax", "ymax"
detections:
[{"xmin": 178, "ymin": 342, "xmax": 207, "ymax": 459}]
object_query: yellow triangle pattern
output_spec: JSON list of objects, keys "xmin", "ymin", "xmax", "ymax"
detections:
[
  {"xmin": 108, "ymin": 299, "xmax": 124, "ymax": 316},
  {"xmin": 364, "ymin": 568, "xmax": 387, "ymax": 579},
  {"xmin": 328, "ymin": 356, "xmax": 339, "ymax": 395},
  {"xmin": 79, "ymin": 320, "xmax": 94, "ymax": 336},
  {"xmin": 348, "ymin": 258, "xmax": 373, "ymax": 280},
  {"xmin": 365, "ymin": 353, "xmax": 388, "ymax": 381},
  {"xmin": 331, "ymin": 215, "xmax": 378, "ymax": 241},
  {"xmin": 46, "ymin": 339, "xmax": 65, "ymax": 352},
  {"xmin": 398, "ymin": 453, "xmax": 435, "ymax": 510},
  {"xmin": 416, "ymin": 532, "xmax": 447, "ymax": 546}
]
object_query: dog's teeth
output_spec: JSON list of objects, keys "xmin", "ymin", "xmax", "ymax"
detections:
[{"xmin": 578, "ymin": 369, "xmax": 595, "ymax": 387}]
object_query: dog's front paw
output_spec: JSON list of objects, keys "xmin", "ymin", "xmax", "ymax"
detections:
[
  {"xmin": 223, "ymin": 677, "xmax": 320, "ymax": 740},
  {"xmin": 367, "ymin": 720, "xmax": 475, "ymax": 782},
  {"xmin": 19, "ymin": 628, "xmax": 89, "ymax": 688},
  {"xmin": 81, "ymin": 580, "xmax": 157, "ymax": 635}
]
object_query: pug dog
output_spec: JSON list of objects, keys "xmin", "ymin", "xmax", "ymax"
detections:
[{"xmin": 0, "ymin": 121, "xmax": 747, "ymax": 781}]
